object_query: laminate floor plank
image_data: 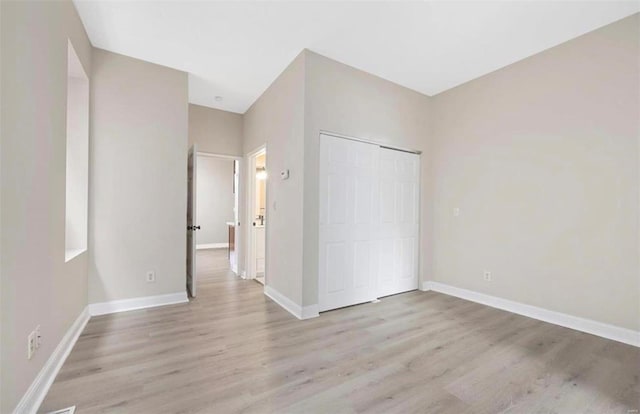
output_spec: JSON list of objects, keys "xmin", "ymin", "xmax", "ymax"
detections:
[{"xmin": 40, "ymin": 249, "xmax": 640, "ymax": 413}]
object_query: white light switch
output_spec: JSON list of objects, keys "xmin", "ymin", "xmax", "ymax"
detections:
[{"xmin": 453, "ymin": 207, "xmax": 460, "ymax": 217}]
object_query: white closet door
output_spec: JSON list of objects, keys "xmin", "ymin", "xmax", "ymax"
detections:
[
  {"xmin": 319, "ymin": 134, "xmax": 379, "ymax": 312},
  {"xmin": 377, "ymin": 148, "xmax": 420, "ymax": 298}
]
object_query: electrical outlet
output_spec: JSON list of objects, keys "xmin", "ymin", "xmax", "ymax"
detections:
[
  {"xmin": 35, "ymin": 325, "xmax": 41, "ymax": 349},
  {"xmin": 453, "ymin": 207, "xmax": 460, "ymax": 217},
  {"xmin": 146, "ymin": 271, "xmax": 156, "ymax": 283},
  {"xmin": 28, "ymin": 331, "xmax": 36, "ymax": 359},
  {"xmin": 483, "ymin": 271, "xmax": 492, "ymax": 282}
]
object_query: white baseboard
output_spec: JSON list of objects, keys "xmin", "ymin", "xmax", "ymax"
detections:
[
  {"xmin": 301, "ymin": 304, "xmax": 320, "ymax": 320},
  {"xmin": 264, "ymin": 286, "xmax": 319, "ymax": 320},
  {"xmin": 13, "ymin": 307, "xmax": 90, "ymax": 414},
  {"xmin": 89, "ymin": 292, "xmax": 189, "ymax": 316},
  {"xmin": 422, "ymin": 281, "xmax": 640, "ymax": 347},
  {"xmin": 196, "ymin": 243, "xmax": 228, "ymax": 250}
]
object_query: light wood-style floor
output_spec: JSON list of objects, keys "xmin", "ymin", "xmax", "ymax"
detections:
[{"xmin": 41, "ymin": 249, "xmax": 639, "ymax": 413}]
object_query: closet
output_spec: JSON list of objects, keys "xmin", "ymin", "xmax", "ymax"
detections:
[{"xmin": 318, "ymin": 133, "xmax": 420, "ymax": 312}]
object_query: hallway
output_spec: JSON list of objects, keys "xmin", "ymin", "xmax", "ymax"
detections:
[{"xmin": 40, "ymin": 249, "xmax": 639, "ymax": 413}]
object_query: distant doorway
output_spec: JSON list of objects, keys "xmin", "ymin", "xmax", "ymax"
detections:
[
  {"xmin": 187, "ymin": 147, "xmax": 240, "ymax": 297},
  {"xmin": 246, "ymin": 147, "xmax": 267, "ymax": 285}
]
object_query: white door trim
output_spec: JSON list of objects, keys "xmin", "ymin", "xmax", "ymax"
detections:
[
  {"xmin": 196, "ymin": 151, "xmax": 242, "ymax": 161},
  {"xmin": 196, "ymin": 243, "xmax": 229, "ymax": 250}
]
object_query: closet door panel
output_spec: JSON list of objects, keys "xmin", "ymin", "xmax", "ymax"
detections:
[
  {"xmin": 377, "ymin": 148, "xmax": 420, "ymax": 298},
  {"xmin": 319, "ymin": 134, "xmax": 379, "ymax": 312}
]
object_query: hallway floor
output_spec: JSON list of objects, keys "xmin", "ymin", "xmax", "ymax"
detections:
[{"xmin": 41, "ymin": 249, "xmax": 639, "ymax": 413}]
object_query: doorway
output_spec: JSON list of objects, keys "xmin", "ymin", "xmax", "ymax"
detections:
[
  {"xmin": 246, "ymin": 146, "xmax": 267, "ymax": 285},
  {"xmin": 186, "ymin": 144, "xmax": 241, "ymax": 298}
]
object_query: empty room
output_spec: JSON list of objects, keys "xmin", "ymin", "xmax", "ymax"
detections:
[{"xmin": 1, "ymin": 1, "xmax": 639, "ymax": 413}]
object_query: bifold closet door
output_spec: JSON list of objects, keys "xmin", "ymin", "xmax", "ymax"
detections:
[
  {"xmin": 319, "ymin": 134, "xmax": 379, "ymax": 312},
  {"xmin": 377, "ymin": 148, "xmax": 420, "ymax": 298}
]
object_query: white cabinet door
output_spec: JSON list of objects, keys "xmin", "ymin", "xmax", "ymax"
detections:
[
  {"xmin": 377, "ymin": 148, "xmax": 420, "ymax": 298},
  {"xmin": 319, "ymin": 134, "xmax": 379, "ymax": 312}
]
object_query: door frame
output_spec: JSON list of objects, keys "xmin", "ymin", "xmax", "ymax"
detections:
[
  {"xmin": 245, "ymin": 145, "xmax": 267, "ymax": 282},
  {"xmin": 188, "ymin": 151, "xmax": 243, "ymax": 292}
]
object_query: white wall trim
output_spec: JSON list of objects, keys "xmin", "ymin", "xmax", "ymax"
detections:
[
  {"xmin": 301, "ymin": 304, "xmax": 320, "ymax": 320},
  {"xmin": 264, "ymin": 285, "xmax": 300, "ymax": 319},
  {"xmin": 13, "ymin": 306, "xmax": 90, "ymax": 414},
  {"xmin": 196, "ymin": 151, "xmax": 242, "ymax": 161},
  {"xmin": 89, "ymin": 292, "xmax": 189, "ymax": 316},
  {"xmin": 264, "ymin": 286, "xmax": 319, "ymax": 320},
  {"xmin": 422, "ymin": 281, "xmax": 640, "ymax": 347},
  {"xmin": 196, "ymin": 243, "xmax": 228, "ymax": 250}
]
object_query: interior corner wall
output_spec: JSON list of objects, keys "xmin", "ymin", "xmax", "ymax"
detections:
[
  {"xmin": 302, "ymin": 50, "xmax": 433, "ymax": 308},
  {"xmin": 188, "ymin": 104, "xmax": 243, "ymax": 156},
  {"xmin": 242, "ymin": 52, "xmax": 306, "ymax": 306},
  {"xmin": 89, "ymin": 49, "xmax": 188, "ymax": 304},
  {"xmin": 431, "ymin": 14, "xmax": 640, "ymax": 331},
  {"xmin": 0, "ymin": 1, "xmax": 92, "ymax": 412}
]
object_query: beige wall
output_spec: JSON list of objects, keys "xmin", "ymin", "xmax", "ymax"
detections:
[
  {"xmin": 189, "ymin": 104, "xmax": 243, "ymax": 156},
  {"xmin": 243, "ymin": 52, "xmax": 306, "ymax": 304},
  {"xmin": 89, "ymin": 49, "xmax": 188, "ymax": 304},
  {"xmin": 431, "ymin": 14, "xmax": 640, "ymax": 330},
  {"xmin": 302, "ymin": 51, "xmax": 433, "ymax": 307},
  {"xmin": 0, "ymin": 1, "xmax": 92, "ymax": 412},
  {"xmin": 2, "ymin": 8, "xmax": 638, "ymax": 412}
]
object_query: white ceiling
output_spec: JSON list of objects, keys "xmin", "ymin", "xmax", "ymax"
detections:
[{"xmin": 74, "ymin": 1, "xmax": 639, "ymax": 114}]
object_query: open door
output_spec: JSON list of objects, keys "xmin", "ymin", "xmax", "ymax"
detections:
[
  {"xmin": 187, "ymin": 144, "xmax": 198, "ymax": 297},
  {"xmin": 246, "ymin": 147, "xmax": 267, "ymax": 283}
]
